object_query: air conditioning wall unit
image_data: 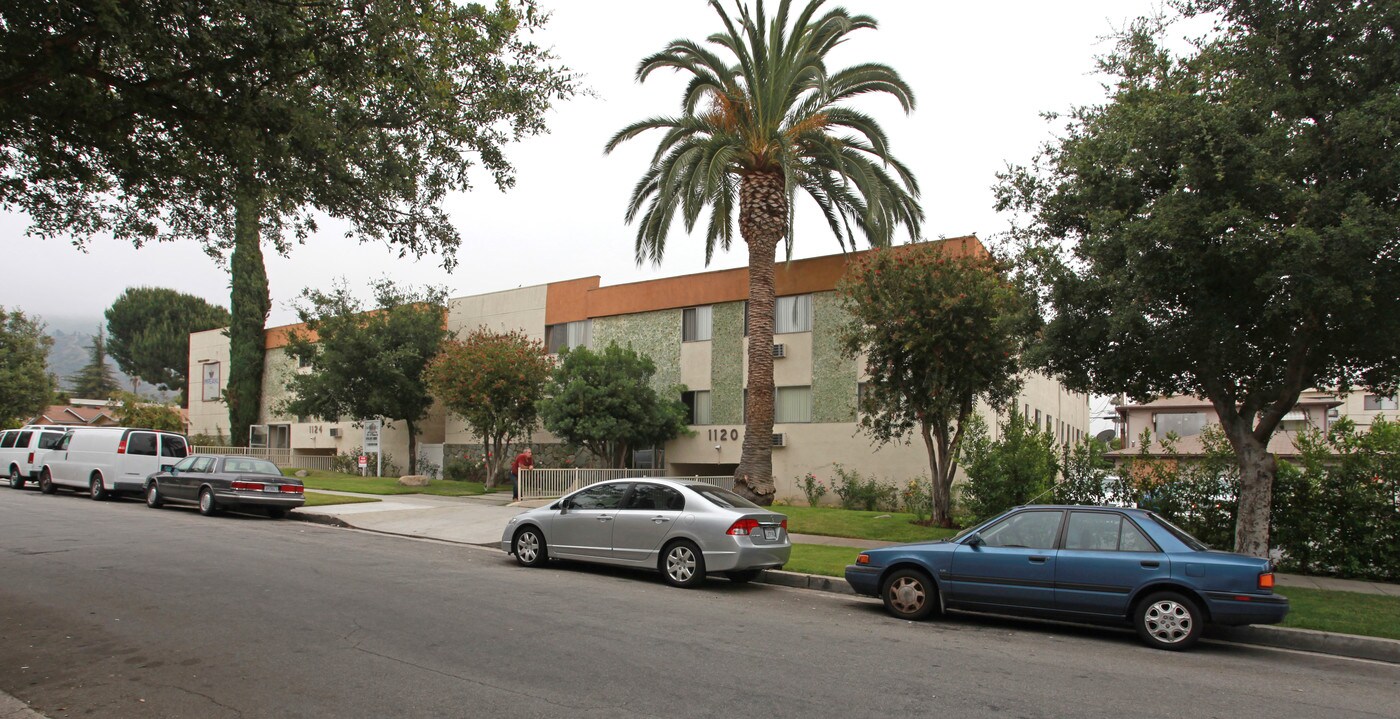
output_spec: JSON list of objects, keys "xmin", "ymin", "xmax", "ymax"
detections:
[
  {"xmin": 772, "ymin": 343, "xmax": 787, "ymax": 359},
  {"xmin": 329, "ymin": 427, "xmax": 342, "ymax": 438},
  {"xmin": 771, "ymin": 432, "xmax": 787, "ymax": 448}
]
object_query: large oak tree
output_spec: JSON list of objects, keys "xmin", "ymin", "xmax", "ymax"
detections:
[{"xmin": 997, "ymin": 0, "xmax": 1400, "ymax": 556}]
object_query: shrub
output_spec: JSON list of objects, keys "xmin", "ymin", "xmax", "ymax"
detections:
[
  {"xmin": 798, "ymin": 472, "xmax": 828, "ymax": 507},
  {"xmin": 443, "ymin": 450, "xmax": 488, "ymax": 482},
  {"xmin": 331, "ymin": 446, "xmax": 400, "ymax": 477},
  {"xmin": 901, "ymin": 475, "xmax": 933, "ymax": 523},
  {"xmin": 961, "ymin": 411, "xmax": 1058, "ymax": 522},
  {"xmin": 831, "ymin": 464, "xmax": 899, "ymax": 512},
  {"xmin": 1054, "ymin": 437, "xmax": 1113, "ymax": 505}
]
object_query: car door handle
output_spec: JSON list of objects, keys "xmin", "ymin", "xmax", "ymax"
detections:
[
  {"xmin": 1140, "ymin": 560, "xmax": 1160, "ymax": 569},
  {"xmin": 596, "ymin": 516, "xmax": 613, "ymax": 522},
  {"xmin": 651, "ymin": 516, "xmax": 671, "ymax": 524},
  {"xmin": 1028, "ymin": 556, "xmax": 1048, "ymax": 564}
]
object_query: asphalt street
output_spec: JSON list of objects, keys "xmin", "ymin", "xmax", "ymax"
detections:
[{"xmin": 1, "ymin": 487, "xmax": 1396, "ymax": 719}]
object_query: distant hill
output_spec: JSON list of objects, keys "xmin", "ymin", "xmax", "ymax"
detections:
[{"xmin": 44, "ymin": 322, "xmax": 171, "ymax": 402}]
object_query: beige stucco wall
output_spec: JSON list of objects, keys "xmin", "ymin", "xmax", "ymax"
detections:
[
  {"xmin": 679, "ymin": 340, "xmax": 712, "ymax": 390},
  {"xmin": 187, "ymin": 328, "xmax": 231, "ymax": 439},
  {"xmin": 442, "ymin": 284, "xmax": 552, "ymax": 446}
]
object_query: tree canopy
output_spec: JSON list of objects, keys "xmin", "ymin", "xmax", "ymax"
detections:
[
  {"xmin": 67, "ymin": 327, "xmax": 121, "ymax": 399},
  {"xmin": 538, "ymin": 343, "xmax": 691, "ymax": 468},
  {"xmin": 107, "ymin": 390, "xmax": 184, "ymax": 432},
  {"xmin": 837, "ymin": 243, "xmax": 1036, "ymax": 526},
  {"xmin": 426, "ymin": 328, "xmax": 551, "ymax": 488},
  {"xmin": 282, "ymin": 280, "xmax": 448, "ymax": 476},
  {"xmin": 105, "ymin": 287, "xmax": 229, "ymax": 405},
  {"xmin": 0, "ymin": 307, "xmax": 54, "ymax": 425},
  {"xmin": 997, "ymin": 0, "xmax": 1400, "ymax": 556},
  {"xmin": 606, "ymin": 0, "xmax": 922, "ymax": 503}
]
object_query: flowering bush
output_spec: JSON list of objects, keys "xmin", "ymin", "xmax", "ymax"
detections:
[
  {"xmin": 901, "ymin": 476, "xmax": 933, "ymax": 522},
  {"xmin": 831, "ymin": 464, "xmax": 899, "ymax": 512},
  {"xmin": 798, "ymin": 472, "xmax": 828, "ymax": 507},
  {"xmin": 444, "ymin": 450, "xmax": 489, "ymax": 483}
]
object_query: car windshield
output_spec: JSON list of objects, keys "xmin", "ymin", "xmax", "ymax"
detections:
[
  {"xmin": 690, "ymin": 485, "xmax": 761, "ymax": 510},
  {"xmin": 1147, "ymin": 512, "xmax": 1210, "ymax": 551}
]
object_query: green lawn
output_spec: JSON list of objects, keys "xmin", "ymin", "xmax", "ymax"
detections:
[
  {"xmin": 1278, "ymin": 586, "xmax": 1400, "ymax": 641},
  {"xmin": 284, "ymin": 468, "xmax": 490, "ymax": 496},
  {"xmin": 784, "ymin": 545, "xmax": 1400, "ymax": 642},
  {"xmin": 302, "ymin": 491, "xmax": 382, "ymax": 507},
  {"xmin": 779, "ymin": 505, "xmax": 960, "ymax": 544}
]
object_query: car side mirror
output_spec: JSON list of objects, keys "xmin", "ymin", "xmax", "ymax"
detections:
[
  {"xmin": 965, "ymin": 533, "xmax": 984, "ymax": 548},
  {"xmin": 163, "ymin": 465, "xmax": 176, "ymax": 474}
]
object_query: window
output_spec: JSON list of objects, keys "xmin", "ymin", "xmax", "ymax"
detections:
[
  {"xmin": 623, "ymin": 483, "xmax": 684, "ymax": 511},
  {"xmin": 126, "ymin": 432, "xmax": 158, "ymax": 456},
  {"xmin": 1364, "ymin": 394, "xmax": 1399, "ymax": 411},
  {"xmin": 682, "ymin": 306, "xmax": 712, "ymax": 342},
  {"xmin": 546, "ymin": 320, "xmax": 592, "ymax": 354},
  {"xmin": 775, "ymin": 386, "xmax": 813, "ymax": 423},
  {"xmin": 1065, "ymin": 512, "xmax": 1158, "ymax": 552},
  {"xmin": 979, "ymin": 510, "xmax": 1064, "ymax": 549},
  {"xmin": 15, "ymin": 430, "xmax": 33, "ymax": 448},
  {"xmin": 743, "ymin": 295, "xmax": 814, "ymax": 335},
  {"xmin": 1154, "ymin": 411, "xmax": 1206, "ymax": 439},
  {"xmin": 692, "ymin": 485, "xmax": 762, "ymax": 510},
  {"xmin": 160, "ymin": 435, "xmax": 188, "ymax": 458},
  {"xmin": 190, "ymin": 457, "xmax": 216, "ymax": 473},
  {"xmin": 1034, "ymin": 409, "xmax": 1042, "ymax": 427},
  {"xmin": 37, "ymin": 432, "xmax": 64, "ymax": 450},
  {"xmin": 775, "ymin": 295, "xmax": 813, "ymax": 334},
  {"xmin": 172, "ymin": 457, "xmax": 198, "ymax": 472},
  {"xmin": 0, "ymin": 432, "xmax": 15, "ymax": 449},
  {"xmin": 682, "ymin": 390, "xmax": 712, "ymax": 425},
  {"xmin": 1119, "ymin": 519, "xmax": 1156, "ymax": 552},
  {"xmin": 202, "ymin": 362, "xmax": 221, "ymax": 402},
  {"xmin": 565, "ymin": 482, "xmax": 628, "ymax": 510},
  {"xmin": 1024, "ymin": 403, "xmax": 1030, "ymax": 420}
]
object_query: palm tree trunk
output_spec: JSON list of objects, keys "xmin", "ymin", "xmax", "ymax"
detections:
[{"xmin": 733, "ymin": 171, "xmax": 787, "ymax": 505}]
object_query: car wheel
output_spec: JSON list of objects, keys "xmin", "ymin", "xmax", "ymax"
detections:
[
  {"xmin": 882, "ymin": 568, "xmax": 938, "ymax": 621},
  {"xmin": 660, "ymin": 540, "xmax": 706, "ymax": 588},
  {"xmin": 9, "ymin": 466, "xmax": 23, "ymax": 489},
  {"xmin": 266, "ymin": 507, "xmax": 288, "ymax": 519},
  {"xmin": 39, "ymin": 469, "xmax": 56, "ymax": 495},
  {"xmin": 726, "ymin": 569, "xmax": 762, "ymax": 584},
  {"xmin": 513, "ymin": 527, "xmax": 548, "ymax": 568},
  {"xmin": 1135, "ymin": 591, "xmax": 1203, "ymax": 650},
  {"xmin": 145, "ymin": 482, "xmax": 165, "ymax": 509},
  {"xmin": 89, "ymin": 475, "xmax": 109, "ymax": 501},
  {"xmin": 198, "ymin": 487, "xmax": 220, "ymax": 516}
]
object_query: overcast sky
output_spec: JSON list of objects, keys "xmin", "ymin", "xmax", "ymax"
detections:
[{"xmin": 1, "ymin": 0, "xmax": 1207, "ymax": 329}]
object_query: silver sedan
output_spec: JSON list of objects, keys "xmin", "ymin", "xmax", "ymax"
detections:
[{"xmin": 501, "ymin": 479, "xmax": 791, "ymax": 587}]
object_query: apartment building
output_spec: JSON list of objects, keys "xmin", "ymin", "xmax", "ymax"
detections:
[{"xmin": 187, "ymin": 236, "xmax": 1091, "ymax": 499}]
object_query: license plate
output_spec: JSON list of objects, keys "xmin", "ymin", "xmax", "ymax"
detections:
[
  {"xmin": 264, "ymin": 485, "xmax": 280, "ymax": 493},
  {"xmin": 763, "ymin": 527, "xmax": 778, "ymax": 540}
]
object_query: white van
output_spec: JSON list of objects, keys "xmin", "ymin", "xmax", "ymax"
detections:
[
  {"xmin": 0, "ymin": 425, "xmax": 71, "ymax": 489},
  {"xmin": 39, "ymin": 427, "xmax": 190, "ymax": 500}
]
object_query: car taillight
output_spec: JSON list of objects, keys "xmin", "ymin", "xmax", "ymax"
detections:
[
  {"xmin": 856, "ymin": 554, "xmax": 870, "ymax": 565},
  {"xmin": 27, "ymin": 452, "xmax": 34, "ymax": 463},
  {"xmin": 279, "ymin": 484, "xmax": 304, "ymax": 494},
  {"xmin": 231, "ymin": 481, "xmax": 265, "ymax": 491},
  {"xmin": 726, "ymin": 518, "xmax": 760, "ymax": 535},
  {"xmin": 1258, "ymin": 572, "xmax": 1275, "ymax": 590},
  {"xmin": 117, "ymin": 440, "xmax": 126, "ymax": 454},
  {"xmin": 780, "ymin": 519, "xmax": 788, "ymax": 530}
]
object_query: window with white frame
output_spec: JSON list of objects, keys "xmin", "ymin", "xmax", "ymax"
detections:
[
  {"xmin": 682, "ymin": 306, "xmax": 713, "ymax": 342},
  {"xmin": 775, "ymin": 294, "xmax": 813, "ymax": 334},
  {"xmin": 1364, "ymin": 394, "xmax": 1399, "ymax": 411},
  {"xmin": 546, "ymin": 320, "xmax": 592, "ymax": 354},
  {"xmin": 775, "ymin": 386, "xmax": 813, "ymax": 423},
  {"xmin": 682, "ymin": 390, "xmax": 712, "ymax": 425},
  {"xmin": 1154, "ymin": 411, "xmax": 1207, "ymax": 439}
]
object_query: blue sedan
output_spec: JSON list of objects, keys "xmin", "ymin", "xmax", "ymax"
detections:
[{"xmin": 845, "ymin": 505, "xmax": 1288, "ymax": 650}]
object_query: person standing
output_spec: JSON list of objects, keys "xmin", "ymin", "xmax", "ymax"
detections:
[{"xmin": 510, "ymin": 447, "xmax": 534, "ymax": 500}]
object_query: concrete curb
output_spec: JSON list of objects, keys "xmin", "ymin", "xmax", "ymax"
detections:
[
  {"xmin": 1207, "ymin": 625, "xmax": 1400, "ymax": 664},
  {"xmin": 0, "ymin": 690, "xmax": 47, "ymax": 718},
  {"xmin": 291, "ymin": 512, "xmax": 1398, "ymax": 664}
]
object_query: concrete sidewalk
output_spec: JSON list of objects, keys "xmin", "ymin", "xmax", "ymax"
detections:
[{"xmin": 290, "ymin": 489, "xmax": 1400, "ymax": 664}]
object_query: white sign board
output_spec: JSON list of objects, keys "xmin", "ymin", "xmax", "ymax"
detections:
[
  {"xmin": 357, "ymin": 455, "xmax": 368, "ymax": 468},
  {"xmin": 363, "ymin": 420, "xmax": 381, "ymax": 451}
]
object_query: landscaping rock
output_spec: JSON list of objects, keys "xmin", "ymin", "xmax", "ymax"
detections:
[
  {"xmin": 295, "ymin": 470, "xmax": 309, "ymax": 478},
  {"xmin": 397, "ymin": 475, "xmax": 430, "ymax": 487}
]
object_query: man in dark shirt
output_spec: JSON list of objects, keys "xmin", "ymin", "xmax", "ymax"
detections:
[{"xmin": 510, "ymin": 447, "xmax": 534, "ymax": 500}]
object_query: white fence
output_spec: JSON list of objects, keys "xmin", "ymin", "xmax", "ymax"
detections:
[
  {"xmin": 192, "ymin": 446, "xmax": 338, "ymax": 472},
  {"xmin": 517, "ymin": 468, "xmax": 735, "ymax": 500}
]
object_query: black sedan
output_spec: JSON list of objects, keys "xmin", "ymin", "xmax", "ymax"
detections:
[{"xmin": 144, "ymin": 454, "xmax": 305, "ymax": 518}]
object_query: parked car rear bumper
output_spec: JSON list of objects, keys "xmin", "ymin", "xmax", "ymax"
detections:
[
  {"xmin": 702, "ymin": 537, "xmax": 791, "ymax": 572},
  {"xmin": 1202, "ymin": 591, "xmax": 1290, "ymax": 626},
  {"xmin": 213, "ymin": 491, "xmax": 306, "ymax": 509}
]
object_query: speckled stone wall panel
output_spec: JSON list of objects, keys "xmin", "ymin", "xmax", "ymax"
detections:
[
  {"xmin": 260, "ymin": 349, "xmax": 297, "ymax": 422},
  {"xmin": 812, "ymin": 291, "xmax": 858, "ymax": 423},
  {"xmin": 711, "ymin": 301, "xmax": 745, "ymax": 425},
  {"xmin": 592, "ymin": 310, "xmax": 682, "ymax": 394}
]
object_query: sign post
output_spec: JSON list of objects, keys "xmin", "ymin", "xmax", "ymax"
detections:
[{"xmin": 363, "ymin": 420, "xmax": 382, "ymax": 478}]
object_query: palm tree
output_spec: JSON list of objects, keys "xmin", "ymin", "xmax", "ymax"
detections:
[{"xmin": 605, "ymin": 0, "xmax": 922, "ymax": 504}]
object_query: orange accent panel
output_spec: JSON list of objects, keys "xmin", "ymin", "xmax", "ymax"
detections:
[
  {"xmin": 582, "ymin": 236, "xmax": 982, "ymax": 318},
  {"xmin": 545, "ymin": 276, "xmax": 601, "ymax": 325},
  {"xmin": 264, "ymin": 323, "xmax": 316, "ymax": 349}
]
